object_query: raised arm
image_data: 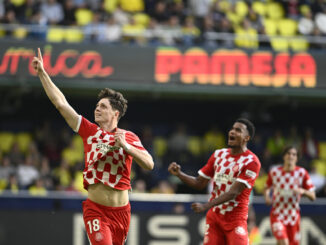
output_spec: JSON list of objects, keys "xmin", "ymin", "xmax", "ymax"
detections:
[
  {"xmin": 168, "ymin": 162, "xmax": 209, "ymax": 190},
  {"xmin": 32, "ymin": 48, "xmax": 79, "ymax": 131}
]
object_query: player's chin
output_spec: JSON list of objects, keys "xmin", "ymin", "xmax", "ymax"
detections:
[{"xmin": 227, "ymin": 142, "xmax": 237, "ymax": 148}]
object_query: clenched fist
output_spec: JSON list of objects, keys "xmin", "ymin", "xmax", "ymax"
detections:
[{"xmin": 168, "ymin": 162, "xmax": 181, "ymax": 176}]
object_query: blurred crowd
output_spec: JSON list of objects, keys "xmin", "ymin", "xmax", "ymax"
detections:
[
  {"xmin": 1, "ymin": 121, "xmax": 326, "ymax": 197},
  {"xmin": 1, "ymin": 0, "xmax": 326, "ymax": 49}
]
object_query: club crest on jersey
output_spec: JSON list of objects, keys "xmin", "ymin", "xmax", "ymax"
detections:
[
  {"xmin": 235, "ymin": 226, "xmax": 246, "ymax": 236},
  {"xmin": 232, "ymin": 164, "xmax": 239, "ymax": 172},
  {"xmin": 95, "ymin": 232, "xmax": 103, "ymax": 241},
  {"xmin": 245, "ymin": 169, "xmax": 256, "ymax": 179}
]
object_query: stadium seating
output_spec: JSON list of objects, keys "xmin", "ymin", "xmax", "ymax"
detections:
[
  {"xmin": 46, "ymin": 27, "xmax": 65, "ymax": 43},
  {"xmin": 0, "ymin": 132, "xmax": 15, "ymax": 153}
]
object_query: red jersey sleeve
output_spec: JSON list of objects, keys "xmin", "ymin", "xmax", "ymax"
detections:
[
  {"xmin": 265, "ymin": 171, "xmax": 273, "ymax": 188},
  {"xmin": 75, "ymin": 116, "xmax": 98, "ymax": 139},
  {"xmin": 198, "ymin": 151, "xmax": 217, "ymax": 180},
  {"xmin": 302, "ymin": 170, "xmax": 315, "ymax": 191},
  {"xmin": 125, "ymin": 131, "xmax": 146, "ymax": 151},
  {"xmin": 236, "ymin": 159, "xmax": 260, "ymax": 189}
]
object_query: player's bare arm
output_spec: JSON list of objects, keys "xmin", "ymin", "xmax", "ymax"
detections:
[
  {"xmin": 293, "ymin": 188, "xmax": 316, "ymax": 201},
  {"xmin": 32, "ymin": 48, "xmax": 79, "ymax": 130},
  {"xmin": 114, "ymin": 129, "xmax": 154, "ymax": 170},
  {"xmin": 264, "ymin": 186, "xmax": 273, "ymax": 205},
  {"xmin": 191, "ymin": 181, "xmax": 247, "ymax": 213},
  {"xmin": 168, "ymin": 162, "xmax": 209, "ymax": 190}
]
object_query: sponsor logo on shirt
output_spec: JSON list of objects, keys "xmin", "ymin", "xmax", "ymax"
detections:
[
  {"xmin": 96, "ymin": 142, "xmax": 120, "ymax": 154},
  {"xmin": 275, "ymin": 188, "xmax": 294, "ymax": 196},
  {"xmin": 245, "ymin": 169, "xmax": 256, "ymax": 179},
  {"xmin": 214, "ymin": 173, "xmax": 235, "ymax": 184}
]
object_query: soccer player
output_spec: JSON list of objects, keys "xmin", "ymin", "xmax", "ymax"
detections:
[
  {"xmin": 32, "ymin": 48, "xmax": 154, "ymax": 245},
  {"xmin": 264, "ymin": 146, "xmax": 316, "ymax": 245},
  {"xmin": 168, "ymin": 118, "xmax": 261, "ymax": 245}
]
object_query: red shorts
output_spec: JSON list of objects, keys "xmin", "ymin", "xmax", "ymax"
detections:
[
  {"xmin": 203, "ymin": 208, "xmax": 249, "ymax": 245},
  {"xmin": 82, "ymin": 199, "xmax": 131, "ymax": 245},
  {"xmin": 270, "ymin": 214, "xmax": 300, "ymax": 245}
]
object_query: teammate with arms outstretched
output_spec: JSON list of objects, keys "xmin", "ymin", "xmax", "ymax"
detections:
[
  {"xmin": 32, "ymin": 48, "xmax": 154, "ymax": 245},
  {"xmin": 168, "ymin": 118, "xmax": 261, "ymax": 245},
  {"xmin": 264, "ymin": 146, "xmax": 315, "ymax": 245}
]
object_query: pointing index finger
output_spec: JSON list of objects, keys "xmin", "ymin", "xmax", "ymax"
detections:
[{"xmin": 38, "ymin": 48, "xmax": 43, "ymax": 62}]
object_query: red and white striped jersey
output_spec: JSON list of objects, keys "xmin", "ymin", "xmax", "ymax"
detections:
[
  {"xmin": 266, "ymin": 165, "xmax": 315, "ymax": 225},
  {"xmin": 75, "ymin": 116, "xmax": 146, "ymax": 190},
  {"xmin": 199, "ymin": 148, "xmax": 261, "ymax": 219}
]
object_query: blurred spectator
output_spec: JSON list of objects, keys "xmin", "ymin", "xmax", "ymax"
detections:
[
  {"xmin": 122, "ymin": 15, "xmax": 146, "ymax": 44},
  {"xmin": 189, "ymin": 0, "xmax": 211, "ymax": 31},
  {"xmin": 39, "ymin": 156, "xmax": 54, "ymax": 189},
  {"xmin": 151, "ymin": 180, "xmax": 175, "ymax": 194},
  {"xmin": 0, "ymin": 156, "xmax": 15, "ymax": 184},
  {"xmin": 18, "ymin": 0, "xmax": 40, "ymax": 24},
  {"xmin": 112, "ymin": 5, "xmax": 129, "ymax": 26},
  {"xmin": 1, "ymin": 10, "xmax": 18, "ymax": 36},
  {"xmin": 302, "ymin": 127, "xmax": 319, "ymax": 162},
  {"xmin": 104, "ymin": 15, "xmax": 122, "ymax": 43},
  {"xmin": 8, "ymin": 142, "xmax": 24, "ymax": 166},
  {"xmin": 216, "ymin": 17, "xmax": 234, "ymax": 48},
  {"xmin": 169, "ymin": 1, "xmax": 187, "ymax": 24},
  {"xmin": 132, "ymin": 179, "xmax": 147, "ymax": 193},
  {"xmin": 298, "ymin": 6, "xmax": 315, "ymax": 35},
  {"xmin": 28, "ymin": 10, "xmax": 47, "ymax": 39},
  {"xmin": 309, "ymin": 165, "xmax": 325, "ymax": 193},
  {"xmin": 202, "ymin": 16, "xmax": 218, "ymax": 48},
  {"xmin": 266, "ymin": 129, "xmax": 286, "ymax": 162},
  {"xmin": 150, "ymin": 1, "xmax": 169, "ymax": 23},
  {"xmin": 29, "ymin": 178, "xmax": 47, "ymax": 196},
  {"xmin": 52, "ymin": 159, "xmax": 72, "ymax": 190},
  {"xmin": 5, "ymin": 174, "xmax": 19, "ymax": 194},
  {"xmin": 168, "ymin": 123, "xmax": 189, "ymax": 154},
  {"xmin": 235, "ymin": 18, "xmax": 258, "ymax": 49},
  {"xmin": 26, "ymin": 141, "xmax": 41, "ymax": 167},
  {"xmin": 285, "ymin": 0, "xmax": 301, "ymax": 20},
  {"xmin": 84, "ymin": 11, "xmax": 106, "ymax": 42},
  {"xmin": 61, "ymin": 0, "xmax": 76, "ymax": 26},
  {"xmin": 17, "ymin": 155, "xmax": 40, "ymax": 189},
  {"xmin": 286, "ymin": 126, "xmax": 302, "ymax": 152},
  {"xmin": 202, "ymin": 125, "xmax": 225, "ymax": 155},
  {"xmin": 40, "ymin": 0, "xmax": 64, "ymax": 25},
  {"xmin": 253, "ymin": 168, "xmax": 268, "ymax": 195},
  {"xmin": 181, "ymin": 16, "xmax": 200, "ymax": 46},
  {"xmin": 311, "ymin": 0, "xmax": 326, "ymax": 15},
  {"xmin": 248, "ymin": 133, "xmax": 264, "ymax": 161},
  {"xmin": 160, "ymin": 15, "xmax": 182, "ymax": 45},
  {"xmin": 247, "ymin": 7, "xmax": 263, "ymax": 34}
]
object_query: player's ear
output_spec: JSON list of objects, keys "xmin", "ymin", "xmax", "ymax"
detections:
[{"xmin": 244, "ymin": 134, "xmax": 250, "ymax": 142}]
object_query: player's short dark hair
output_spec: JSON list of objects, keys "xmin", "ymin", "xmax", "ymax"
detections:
[
  {"xmin": 98, "ymin": 88, "xmax": 128, "ymax": 120},
  {"xmin": 235, "ymin": 118, "xmax": 255, "ymax": 140},
  {"xmin": 282, "ymin": 146, "xmax": 299, "ymax": 158}
]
